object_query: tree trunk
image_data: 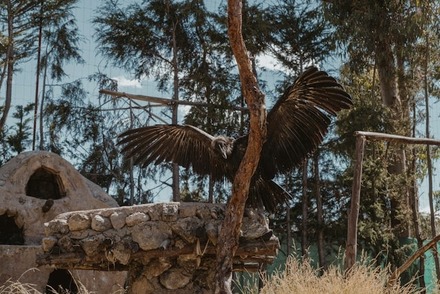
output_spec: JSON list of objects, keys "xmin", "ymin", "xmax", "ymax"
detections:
[
  {"xmin": 171, "ymin": 18, "xmax": 180, "ymax": 203},
  {"xmin": 314, "ymin": 153, "xmax": 326, "ymax": 271},
  {"xmin": 286, "ymin": 200, "xmax": 291, "ymax": 258},
  {"xmin": 375, "ymin": 40, "xmax": 410, "ymax": 238},
  {"xmin": 345, "ymin": 135, "xmax": 366, "ymax": 270},
  {"xmin": 410, "ymin": 100, "xmax": 425, "ymax": 288},
  {"xmin": 208, "ymin": 175, "xmax": 215, "ymax": 203},
  {"xmin": 39, "ymin": 53, "xmax": 48, "ymax": 150},
  {"xmin": 215, "ymin": 1, "xmax": 266, "ymax": 292},
  {"xmin": 0, "ymin": 0, "xmax": 14, "ymax": 132},
  {"xmin": 423, "ymin": 34, "xmax": 440, "ymax": 281},
  {"xmin": 33, "ymin": 1, "xmax": 43, "ymax": 151},
  {"xmin": 301, "ymin": 159, "xmax": 308, "ymax": 258}
]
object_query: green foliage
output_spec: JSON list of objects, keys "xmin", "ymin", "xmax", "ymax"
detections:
[
  {"xmin": 0, "ymin": 103, "xmax": 34, "ymax": 157},
  {"xmin": 266, "ymin": 0, "xmax": 333, "ymax": 72}
]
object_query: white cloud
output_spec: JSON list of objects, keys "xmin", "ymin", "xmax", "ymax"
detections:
[
  {"xmin": 112, "ymin": 76, "xmax": 142, "ymax": 88},
  {"xmin": 257, "ymin": 53, "xmax": 286, "ymax": 72}
]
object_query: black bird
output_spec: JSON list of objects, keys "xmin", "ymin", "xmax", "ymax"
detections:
[{"xmin": 118, "ymin": 67, "xmax": 352, "ymax": 212}]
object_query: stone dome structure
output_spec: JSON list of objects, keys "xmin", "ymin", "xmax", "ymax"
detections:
[{"xmin": 0, "ymin": 151, "xmax": 125, "ymax": 293}]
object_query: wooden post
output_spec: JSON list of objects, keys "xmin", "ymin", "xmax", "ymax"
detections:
[{"xmin": 345, "ymin": 135, "xmax": 366, "ymax": 270}]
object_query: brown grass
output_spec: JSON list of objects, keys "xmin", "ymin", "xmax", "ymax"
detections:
[
  {"xmin": 260, "ymin": 257, "xmax": 426, "ymax": 294},
  {"xmin": 0, "ymin": 269, "xmax": 90, "ymax": 294},
  {"xmin": 0, "ymin": 280, "xmax": 41, "ymax": 294},
  {"xmin": 2, "ymin": 260, "xmax": 435, "ymax": 294}
]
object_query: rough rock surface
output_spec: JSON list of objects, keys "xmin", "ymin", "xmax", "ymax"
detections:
[{"xmin": 38, "ymin": 202, "xmax": 279, "ymax": 293}]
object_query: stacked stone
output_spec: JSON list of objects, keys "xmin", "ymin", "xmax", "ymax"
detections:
[{"xmin": 40, "ymin": 202, "xmax": 279, "ymax": 293}]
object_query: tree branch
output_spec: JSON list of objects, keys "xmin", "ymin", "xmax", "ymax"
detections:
[{"xmin": 215, "ymin": 1, "xmax": 267, "ymax": 293}]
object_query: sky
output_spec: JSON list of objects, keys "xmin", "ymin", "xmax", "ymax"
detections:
[{"xmin": 3, "ymin": 0, "xmax": 440, "ymax": 212}]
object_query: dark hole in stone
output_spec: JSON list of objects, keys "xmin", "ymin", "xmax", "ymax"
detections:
[
  {"xmin": 0, "ymin": 214, "xmax": 24, "ymax": 245},
  {"xmin": 46, "ymin": 269, "xmax": 78, "ymax": 294},
  {"xmin": 26, "ymin": 167, "xmax": 65, "ymax": 200}
]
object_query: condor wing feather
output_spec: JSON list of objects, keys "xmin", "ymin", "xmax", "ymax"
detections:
[
  {"xmin": 262, "ymin": 67, "xmax": 352, "ymax": 176},
  {"xmin": 118, "ymin": 124, "xmax": 231, "ymax": 179}
]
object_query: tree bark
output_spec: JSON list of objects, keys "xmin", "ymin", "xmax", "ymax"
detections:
[
  {"xmin": 301, "ymin": 159, "xmax": 308, "ymax": 258},
  {"xmin": 345, "ymin": 135, "xmax": 366, "ymax": 271},
  {"xmin": 286, "ymin": 198, "xmax": 291, "ymax": 258},
  {"xmin": 0, "ymin": 0, "xmax": 14, "ymax": 132},
  {"xmin": 215, "ymin": 1, "xmax": 267, "ymax": 293},
  {"xmin": 171, "ymin": 14, "xmax": 180, "ymax": 203},
  {"xmin": 409, "ymin": 101, "xmax": 425, "ymax": 288},
  {"xmin": 423, "ymin": 34, "xmax": 440, "ymax": 281},
  {"xmin": 314, "ymin": 153, "xmax": 326, "ymax": 271},
  {"xmin": 33, "ymin": 0, "xmax": 43, "ymax": 151}
]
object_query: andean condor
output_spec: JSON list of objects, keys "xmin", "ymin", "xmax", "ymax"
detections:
[{"xmin": 118, "ymin": 67, "xmax": 352, "ymax": 212}]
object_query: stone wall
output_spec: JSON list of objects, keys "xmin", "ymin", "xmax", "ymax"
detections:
[{"xmin": 39, "ymin": 202, "xmax": 279, "ymax": 293}]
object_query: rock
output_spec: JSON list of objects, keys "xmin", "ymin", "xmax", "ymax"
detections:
[
  {"xmin": 91, "ymin": 215, "xmax": 112, "ymax": 232},
  {"xmin": 107, "ymin": 242, "xmax": 131, "ymax": 265},
  {"xmin": 170, "ymin": 217, "xmax": 204, "ymax": 243},
  {"xmin": 68, "ymin": 213, "xmax": 90, "ymax": 231},
  {"xmin": 195, "ymin": 206, "xmax": 211, "ymax": 219},
  {"xmin": 130, "ymin": 275, "xmax": 155, "ymax": 294},
  {"xmin": 103, "ymin": 227, "xmax": 128, "ymax": 241},
  {"xmin": 178, "ymin": 203, "xmax": 198, "ymax": 218},
  {"xmin": 44, "ymin": 219, "xmax": 69, "ymax": 236},
  {"xmin": 147, "ymin": 205, "xmax": 161, "ymax": 221},
  {"xmin": 80, "ymin": 234, "xmax": 106, "ymax": 256},
  {"xmin": 162, "ymin": 203, "xmax": 179, "ymax": 222},
  {"xmin": 110, "ymin": 211, "xmax": 126, "ymax": 229},
  {"xmin": 57, "ymin": 235, "xmax": 73, "ymax": 252},
  {"xmin": 126, "ymin": 212, "xmax": 149, "ymax": 227},
  {"xmin": 178, "ymin": 254, "xmax": 201, "ymax": 271},
  {"xmin": 42, "ymin": 236, "xmax": 57, "ymax": 252},
  {"xmin": 144, "ymin": 258, "xmax": 173, "ymax": 279},
  {"xmin": 159, "ymin": 267, "xmax": 191, "ymax": 290},
  {"xmin": 131, "ymin": 222, "xmax": 171, "ymax": 251},
  {"xmin": 210, "ymin": 206, "xmax": 224, "ymax": 220},
  {"xmin": 205, "ymin": 222, "xmax": 219, "ymax": 245},
  {"xmin": 241, "ymin": 211, "xmax": 270, "ymax": 239},
  {"xmin": 70, "ymin": 229, "xmax": 96, "ymax": 240}
]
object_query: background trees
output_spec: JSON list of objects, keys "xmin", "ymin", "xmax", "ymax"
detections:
[{"xmin": 1, "ymin": 0, "xmax": 440, "ymax": 289}]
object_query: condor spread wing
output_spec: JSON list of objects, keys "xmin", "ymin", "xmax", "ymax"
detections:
[
  {"xmin": 118, "ymin": 124, "xmax": 231, "ymax": 179},
  {"xmin": 262, "ymin": 67, "xmax": 352, "ymax": 175}
]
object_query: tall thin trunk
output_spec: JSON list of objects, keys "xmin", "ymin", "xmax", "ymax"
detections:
[
  {"xmin": 301, "ymin": 159, "xmax": 308, "ymax": 258},
  {"xmin": 171, "ymin": 19, "xmax": 180, "ymax": 202},
  {"xmin": 0, "ymin": 1, "xmax": 14, "ymax": 132},
  {"xmin": 345, "ymin": 135, "xmax": 366, "ymax": 270},
  {"xmin": 286, "ymin": 199, "xmax": 291, "ymax": 257},
  {"xmin": 39, "ymin": 56, "xmax": 48, "ymax": 150},
  {"xmin": 424, "ymin": 34, "xmax": 440, "ymax": 281},
  {"xmin": 314, "ymin": 153, "xmax": 325, "ymax": 271},
  {"xmin": 0, "ymin": 52, "xmax": 7, "ymax": 93},
  {"xmin": 33, "ymin": 0, "xmax": 43, "ymax": 150},
  {"xmin": 208, "ymin": 176, "xmax": 215, "ymax": 203},
  {"xmin": 129, "ymin": 100, "xmax": 135, "ymax": 205},
  {"xmin": 376, "ymin": 38, "xmax": 410, "ymax": 238},
  {"xmin": 411, "ymin": 101, "xmax": 425, "ymax": 289}
]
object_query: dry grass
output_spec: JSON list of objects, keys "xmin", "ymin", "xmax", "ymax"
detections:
[
  {"xmin": 0, "ymin": 280, "xmax": 41, "ymax": 294},
  {"xmin": 2, "ymin": 261, "xmax": 435, "ymax": 294},
  {"xmin": 0, "ymin": 280, "xmax": 91, "ymax": 294},
  {"xmin": 259, "ymin": 257, "xmax": 425, "ymax": 294},
  {"xmin": 0, "ymin": 269, "xmax": 90, "ymax": 294},
  {"xmin": 0, "ymin": 269, "xmax": 41, "ymax": 294}
]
